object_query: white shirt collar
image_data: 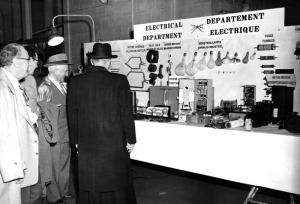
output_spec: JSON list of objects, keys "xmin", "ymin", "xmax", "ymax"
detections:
[{"xmin": 48, "ymin": 75, "xmax": 65, "ymax": 94}]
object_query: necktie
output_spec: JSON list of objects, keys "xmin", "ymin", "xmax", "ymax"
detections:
[
  {"xmin": 60, "ymin": 82, "xmax": 67, "ymax": 95},
  {"xmin": 19, "ymin": 85, "xmax": 29, "ymax": 105}
]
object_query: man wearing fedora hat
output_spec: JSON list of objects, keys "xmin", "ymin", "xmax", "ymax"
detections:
[
  {"xmin": 38, "ymin": 53, "xmax": 72, "ymax": 204},
  {"xmin": 67, "ymin": 43, "xmax": 137, "ymax": 204}
]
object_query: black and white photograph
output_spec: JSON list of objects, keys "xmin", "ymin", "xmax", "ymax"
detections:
[{"xmin": 0, "ymin": 0, "xmax": 300, "ymax": 204}]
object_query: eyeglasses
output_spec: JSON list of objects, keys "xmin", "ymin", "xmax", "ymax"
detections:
[
  {"xmin": 30, "ymin": 57, "xmax": 38, "ymax": 61},
  {"xmin": 16, "ymin": 57, "xmax": 30, "ymax": 61}
]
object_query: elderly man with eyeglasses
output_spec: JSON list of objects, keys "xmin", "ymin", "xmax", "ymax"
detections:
[{"xmin": 0, "ymin": 43, "xmax": 39, "ymax": 204}]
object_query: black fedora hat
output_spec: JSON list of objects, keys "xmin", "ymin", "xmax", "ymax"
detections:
[
  {"xmin": 44, "ymin": 53, "xmax": 73, "ymax": 67},
  {"xmin": 87, "ymin": 43, "xmax": 117, "ymax": 59}
]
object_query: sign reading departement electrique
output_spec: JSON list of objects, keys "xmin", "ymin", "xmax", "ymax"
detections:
[{"xmin": 133, "ymin": 8, "xmax": 284, "ymax": 42}]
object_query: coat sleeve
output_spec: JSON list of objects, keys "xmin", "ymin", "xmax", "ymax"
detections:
[
  {"xmin": 118, "ymin": 75, "xmax": 136, "ymax": 144},
  {"xmin": 0, "ymin": 83, "xmax": 24, "ymax": 182},
  {"xmin": 37, "ymin": 101, "xmax": 59, "ymax": 144},
  {"xmin": 23, "ymin": 76, "xmax": 38, "ymax": 114},
  {"xmin": 67, "ymin": 76, "xmax": 78, "ymax": 146}
]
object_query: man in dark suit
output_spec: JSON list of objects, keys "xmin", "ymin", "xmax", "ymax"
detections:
[{"xmin": 67, "ymin": 43, "xmax": 137, "ymax": 204}]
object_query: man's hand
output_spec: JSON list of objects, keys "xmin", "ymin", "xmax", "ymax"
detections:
[
  {"xmin": 126, "ymin": 143, "xmax": 135, "ymax": 153},
  {"xmin": 15, "ymin": 178, "xmax": 24, "ymax": 184},
  {"xmin": 15, "ymin": 169, "xmax": 25, "ymax": 184}
]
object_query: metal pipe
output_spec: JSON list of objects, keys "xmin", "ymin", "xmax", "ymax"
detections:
[
  {"xmin": 32, "ymin": 23, "xmax": 63, "ymax": 36},
  {"xmin": 52, "ymin": 14, "xmax": 95, "ymax": 42}
]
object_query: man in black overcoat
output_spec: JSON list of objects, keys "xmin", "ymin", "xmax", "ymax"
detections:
[{"xmin": 67, "ymin": 43, "xmax": 137, "ymax": 204}]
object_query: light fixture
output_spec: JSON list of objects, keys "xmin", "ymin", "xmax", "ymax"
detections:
[
  {"xmin": 48, "ymin": 14, "xmax": 96, "ymax": 46},
  {"xmin": 48, "ymin": 27, "xmax": 64, "ymax": 46}
]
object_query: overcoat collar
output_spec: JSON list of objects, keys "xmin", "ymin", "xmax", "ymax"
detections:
[
  {"xmin": 86, "ymin": 65, "xmax": 108, "ymax": 73},
  {"xmin": 0, "ymin": 69, "xmax": 35, "ymax": 131},
  {"xmin": 0, "ymin": 68, "xmax": 16, "ymax": 95}
]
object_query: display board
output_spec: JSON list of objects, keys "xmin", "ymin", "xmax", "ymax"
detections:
[{"xmin": 84, "ymin": 31, "xmax": 300, "ymax": 114}]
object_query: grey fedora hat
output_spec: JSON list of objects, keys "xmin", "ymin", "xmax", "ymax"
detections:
[{"xmin": 44, "ymin": 53, "xmax": 73, "ymax": 67}]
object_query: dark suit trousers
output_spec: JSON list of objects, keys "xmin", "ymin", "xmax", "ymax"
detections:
[
  {"xmin": 47, "ymin": 142, "xmax": 71, "ymax": 203},
  {"xmin": 21, "ymin": 174, "xmax": 42, "ymax": 204},
  {"xmin": 78, "ymin": 190, "xmax": 115, "ymax": 204},
  {"xmin": 78, "ymin": 189, "xmax": 137, "ymax": 204}
]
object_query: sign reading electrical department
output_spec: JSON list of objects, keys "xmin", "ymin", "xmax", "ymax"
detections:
[{"xmin": 133, "ymin": 8, "xmax": 284, "ymax": 42}]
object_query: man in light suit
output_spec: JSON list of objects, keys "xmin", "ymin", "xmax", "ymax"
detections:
[
  {"xmin": 0, "ymin": 43, "xmax": 39, "ymax": 204},
  {"xmin": 38, "ymin": 53, "xmax": 71, "ymax": 204}
]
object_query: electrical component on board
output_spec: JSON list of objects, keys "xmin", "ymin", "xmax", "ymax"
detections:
[
  {"xmin": 186, "ymin": 52, "xmax": 198, "ymax": 76},
  {"xmin": 232, "ymin": 52, "xmax": 241, "ymax": 63},
  {"xmin": 255, "ymin": 44, "xmax": 278, "ymax": 51},
  {"xmin": 215, "ymin": 51, "xmax": 223, "ymax": 66},
  {"xmin": 196, "ymin": 52, "xmax": 208, "ymax": 71},
  {"xmin": 261, "ymin": 64, "xmax": 275, "ymax": 68},
  {"xmin": 242, "ymin": 51, "xmax": 249, "ymax": 64},
  {"xmin": 275, "ymin": 69, "xmax": 294, "ymax": 74},
  {"xmin": 222, "ymin": 51, "xmax": 232, "ymax": 64},
  {"xmin": 261, "ymin": 70, "xmax": 274, "ymax": 74},
  {"xmin": 175, "ymin": 53, "xmax": 187, "ymax": 76},
  {"xmin": 250, "ymin": 51, "xmax": 256, "ymax": 60},
  {"xmin": 207, "ymin": 51, "xmax": 216, "ymax": 69},
  {"xmin": 258, "ymin": 56, "xmax": 277, "ymax": 60},
  {"xmin": 149, "ymin": 73, "xmax": 158, "ymax": 85},
  {"xmin": 157, "ymin": 65, "xmax": 164, "ymax": 79}
]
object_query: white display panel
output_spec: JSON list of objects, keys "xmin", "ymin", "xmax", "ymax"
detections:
[{"xmin": 131, "ymin": 121, "xmax": 300, "ymax": 195}]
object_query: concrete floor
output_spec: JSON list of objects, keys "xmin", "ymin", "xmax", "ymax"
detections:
[
  {"xmin": 45, "ymin": 160, "xmax": 299, "ymax": 204},
  {"xmin": 132, "ymin": 161, "xmax": 298, "ymax": 204}
]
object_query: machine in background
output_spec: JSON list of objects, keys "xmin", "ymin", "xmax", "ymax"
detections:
[{"xmin": 178, "ymin": 79, "xmax": 214, "ymax": 121}]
